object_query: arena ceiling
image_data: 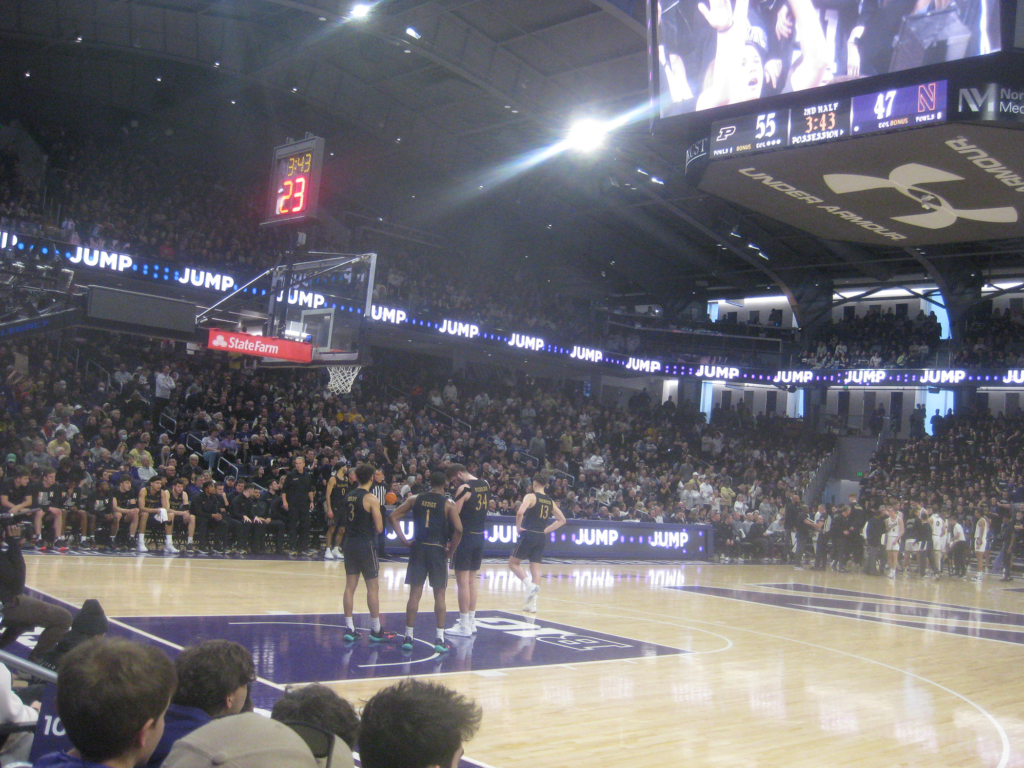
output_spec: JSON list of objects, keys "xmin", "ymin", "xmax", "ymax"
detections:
[{"xmin": 1, "ymin": 0, "xmax": 1022, "ymax": 316}]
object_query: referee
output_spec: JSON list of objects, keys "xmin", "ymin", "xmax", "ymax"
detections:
[{"xmin": 371, "ymin": 467, "xmax": 389, "ymax": 560}]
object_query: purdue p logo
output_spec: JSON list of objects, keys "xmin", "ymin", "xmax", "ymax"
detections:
[{"xmin": 823, "ymin": 163, "xmax": 1018, "ymax": 230}]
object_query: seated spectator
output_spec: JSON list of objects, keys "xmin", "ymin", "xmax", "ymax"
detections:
[
  {"xmin": 162, "ymin": 712, "xmax": 318, "ymax": 768},
  {"xmin": 0, "ymin": 660, "xmax": 39, "ymax": 764},
  {"xmin": 38, "ymin": 598, "xmax": 109, "ymax": 671},
  {"xmin": 271, "ymin": 684, "xmax": 358, "ymax": 768},
  {"xmin": 147, "ymin": 639, "xmax": 256, "ymax": 767},
  {"xmin": 34, "ymin": 637, "xmax": 176, "ymax": 768},
  {"xmin": 359, "ymin": 679, "xmax": 481, "ymax": 768}
]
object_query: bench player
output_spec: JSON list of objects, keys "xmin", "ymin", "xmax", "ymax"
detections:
[
  {"xmin": 509, "ymin": 472, "xmax": 566, "ymax": 613},
  {"xmin": 341, "ymin": 464, "xmax": 395, "ymax": 644},
  {"xmin": 390, "ymin": 472, "xmax": 462, "ymax": 653},
  {"xmin": 445, "ymin": 463, "xmax": 489, "ymax": 637},
  {"xmin": 162, "ymin": 477, "xmax": 195, "ymax": 553}
]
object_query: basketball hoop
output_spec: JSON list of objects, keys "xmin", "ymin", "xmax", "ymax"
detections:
[{"xmin": 326, "ymin": 365, "xmax": 362, "ymax": 394}]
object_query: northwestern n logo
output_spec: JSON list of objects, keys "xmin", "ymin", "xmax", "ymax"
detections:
[{"xmin": 823, "ymin": 163, "xmax": 1018, "ymax": 230}]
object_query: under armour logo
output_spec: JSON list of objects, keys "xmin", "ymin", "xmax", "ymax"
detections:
[
  {"xmin": 716, "ymin": 126, "xmax": 736, "ymax": 141},
  {"xmin": 212, "ymin": 334, "xmax": 228, "ymax": 348},
  {"xmin": 823, "ymin": 163, "xmax": 1018, "ymax": 230}
]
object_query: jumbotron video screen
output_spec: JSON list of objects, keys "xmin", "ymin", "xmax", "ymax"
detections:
[{"xmin": 653, "ymin": 0, "xmax": 1003, "ymax": 118}]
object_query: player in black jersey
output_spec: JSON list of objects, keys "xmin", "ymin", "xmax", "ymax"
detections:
[
  {"xmin": 509, "ymin": 472, "xmax": 566, "ymax": 613},
  {"xmin": 324, "ymin": 464, "xmax": 352, "ymax": 561},
  {"xmin": 342, "ymin": 464, "xmax": 396, "ymax": 644},
  {"xmin": 390, "ymin": 472, "xmax": 462, "ymax": 653},
  {"xmin": 137, "ymin": 476, "xmax": 167, "ymax": 554},
  {"xmin": 29, "ymin": 470, "xmax": 66, "ymax": 551},
  {"xmin": 162, "ymin": 477, "xmax": 195, "ymax": 553},
  {"xmin": 445, "ymin": 463, "xmax": 489, "ymax": 637}
]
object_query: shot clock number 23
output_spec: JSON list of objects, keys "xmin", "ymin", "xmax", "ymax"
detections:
[{"xmin": 262, "ymin": 136, "xmax": 325, "ymax": 226}]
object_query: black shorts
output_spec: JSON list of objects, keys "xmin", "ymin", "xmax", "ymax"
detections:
[
  {"xmin": 343, "ymin": 537, "xmax": 379, "ymax": 580},
  {"xmin": 511, "ymin": 530, "xmax": 546, "ymax": 564},
  {"xmin": 405, "ymin": 542, "xmax": 449, "ymax": 589},
  {"xmin": 452, "ymin": 534, "xmax": 484, "ymax": 572}
]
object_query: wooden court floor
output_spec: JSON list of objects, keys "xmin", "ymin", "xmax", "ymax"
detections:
[{"xmin": 23, "ymin": 554, "xmax": 1024, "ymax": 768}]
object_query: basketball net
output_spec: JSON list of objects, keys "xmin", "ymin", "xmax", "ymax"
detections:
[{"xmin": 326, "ymin": 365, "xmax": 362, "ymax": 394}]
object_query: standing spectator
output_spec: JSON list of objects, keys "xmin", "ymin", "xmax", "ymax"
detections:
[{"xmin": 153, "ymin": 366, "xmax": 176, "ymax": 424}]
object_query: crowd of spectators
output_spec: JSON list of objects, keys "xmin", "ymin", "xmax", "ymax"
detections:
[
  {"xmin": 0, "ymin": 329, "xmax": 835, "ymax": 556},
  {"xmin": 953, "ymin": 307, "xmax": 1024, "ymax": 367},
  {"xmin": 30, "ymin": 632, "xmax": 479, "ymax": 768},
  {"xmin": 801, "ymin": 308, "xmax": 942, "ymax": 369}
]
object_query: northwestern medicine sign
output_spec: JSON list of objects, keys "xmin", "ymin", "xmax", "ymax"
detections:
[{"xmin": 207, "ymin": 330, "xmax": 312, "ymax": 363}]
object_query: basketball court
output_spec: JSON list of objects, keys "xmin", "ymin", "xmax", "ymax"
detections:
[{"xmin": 17, "ymin": 554, "xmax": 1024, "ymax": 768}]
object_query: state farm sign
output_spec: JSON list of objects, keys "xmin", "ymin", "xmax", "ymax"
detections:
[{"xmin": 207, "ymin": 330, "xmax": 312, "ymax": 363}]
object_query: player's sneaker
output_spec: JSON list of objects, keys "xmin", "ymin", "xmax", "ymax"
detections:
[
  {"xmin": 402, "ymin": 635, "xmax": 415, "ymax": 651},
  {"xmin": 136, "ymin": 539, "xmax": 149, "ymax": 553},
  {"xmin": 333, "ymin": 547, "xmax": 343, "ymax": 560},
  {"xmin": 526, "ymin": 583, "xmax": 540, "ymax": 599},
  {"xmin": 447, "ymin": 623, "xmax": 473, "ymax": 637},
  {"xmin": 164, "ymin": 541, "xmax": 180, "ymax": 554},
  {"xmin": 369, "ymin": 628, "xmax": 397, "ymax": 643},
  {"xmin": 343, "ymin": 627, "xmax": 361, "ymax": 642},
  {"xmin": 523, "ymin": 596, "xmax": 537, "ymax": 613},
  {"xmin": 324, "ymin": 548, "xmax": 335, "ymax": 560},
  {"xmin": 433, "ymin": 638, "xmax": 452, "ymax": 653}
]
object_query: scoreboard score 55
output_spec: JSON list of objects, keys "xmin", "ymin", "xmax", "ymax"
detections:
[{"xmin": 263, "ymin": 136, "xmax": 325, "ymax": 226}]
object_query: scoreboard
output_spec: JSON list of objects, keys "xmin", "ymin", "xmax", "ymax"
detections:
[{"xmin": 710, "ymin": 80, "xmax": 947, "ymax": 158}]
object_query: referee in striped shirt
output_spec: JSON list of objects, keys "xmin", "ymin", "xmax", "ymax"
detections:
[{"xmin": 371, "ymin": 467, "xmax": 390, "ymax": 560}]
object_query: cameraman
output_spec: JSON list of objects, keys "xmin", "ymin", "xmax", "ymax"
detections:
[{"xmin": 0, "ymin": 525, "xmax": 72, "ymax": 661}]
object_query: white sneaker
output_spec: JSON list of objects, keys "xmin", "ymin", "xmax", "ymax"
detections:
[
  {"xmin": 137, "ymin": 539, "xmax": 149, "ymax": 553},
  {"xmin": 164, "ymin": 542, "xmax": 180, "ymax": 554},
  {"xmin": 324, "ymin": 548, "xmax": 335, "ymax": 560},
  {"xmin": 526, "ymin": 583, "xmax": 540, "ymax": 599},
  {"xmin": 333, "ymin": 547, "xmax": 344, "ymax": 559},
  {"xmin": 470, "ymin": 620, "xmax": 477, "ymax": 635},
  {"xmin": 447, "ymin": 623, "xmax": 473, "ymax": 637},
  {"xmin": 523, "ymin": 596, "xmax": 537, "ymax": 613}
]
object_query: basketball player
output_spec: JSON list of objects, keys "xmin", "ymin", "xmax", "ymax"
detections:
[
  {"xmin": 508, "ymin": 472, "xmax": 566, "ymax": 613},
  {"xmin": 112, "ymin": 476, "xmax": 141, "ymax": 551},
  {"xmin": 324, "ymin": 464, "xmax": 351, "ymax": 561},
  {"xmin": 341, "ymin": 464, "xmax": 395, "ymax": 643},
  {"xmin": 161, "ymin": 477, "xmax": 194, "ymax": 554},
  {"xmin": 973, "ymin": 510, "xmax": 990, "ymax": 580},
  {"xmin": 446, "ymin": 463, "xmax": 489, "ymax": 637},
  {"xmin": 884, "ymin": 505, "xmax": 904, "ymax": 578},
  {"xmin": 390, "ymin": 472, "xmax": 462, "ymax": 653},
  {"xmin": 136, "ymin": 476, "xmax": 166, "ymax": 554},
  {"xmin": 928, "ymin": 506, "xmax": 947, "ymax": 577}
]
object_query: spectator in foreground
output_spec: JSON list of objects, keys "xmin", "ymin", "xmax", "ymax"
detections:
[
  {"xmin": 0, "ymin": 660, "xmax": 39, "ymax": 765},
  {"xmin": 34, "ymin": 637, "xmax": 176, "ymax": 768},
  {"xmin": 162, "ymin": 713, "xmax": 318, "ymax": 768},
  {"xmin": 0, "ymin": 524, "xmax": 72, "ymax": 661},
  {"xmin": 271, "ymin": 684, "xmax": 358, "ymax": 768},
  {"xmin": 147, "ymin": 639, "xmax": 256, "ymax": 767},
  {"xmin": 359, "ymin": 679, "xmax": 481, "ymax": 768}
]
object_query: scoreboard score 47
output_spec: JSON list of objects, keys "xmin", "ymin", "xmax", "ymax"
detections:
[{"xmin": 263, "ymin": 136, "xmax": 326, "ymax": 226}]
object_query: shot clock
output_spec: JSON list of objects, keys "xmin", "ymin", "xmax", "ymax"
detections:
[{"xmin": 263, "ymin": 136, "xmax": 325, "ymax": 226}]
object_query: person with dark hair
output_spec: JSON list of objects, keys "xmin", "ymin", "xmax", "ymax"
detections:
[
  {"xmin": 146, "ymin": 639, "xmax": 256, "ymax": 767},
  {"xmin": 191, "ymin": 480, "xmax": 227, "ymax": 554},
  {"xmin": 390, "ymin": 472, "xmax": 462, "ymax": 653},
  {"xmin": 0, "ymin": 524, "xmax": 72, "ymax": 661},
  {"xmin": 162, "ymin": 476, "xmax": 195, "ymax": 553},
  {"xmin": 271, "ymin": 684, "xmax": 359, "ymax": 749},
  {"xmin": 341, "ymin": 464, "xmax": 391, "ymax": 643},
  {"xmin": 323, "ymin": 464, "xmax": 352, "ymax": 561},
  {"xmin": 38, "ymin": 598, "xmax": 109, "ymax": 671},
  {"xmin": 359, "ymin": 678, "xmax": 481, "ymax": 768},
  {"xmin": 508, "ymin": 472, "xmax": 565, "ymax": 613},
  {"xmin": 445, "ymin": 463, "xmax": 489, "ymax": 637},
  {"xmin": 282, "ymin": 456, "xmax": 315, "ymax": 557},
  {"xmin": 34, "ymin": 637, "xmax": 176, "ymax": 768}
]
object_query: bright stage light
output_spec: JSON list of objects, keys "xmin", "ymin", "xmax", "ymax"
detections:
[
  {"xmin": 565, "ymin": 119, "xmax": 607, "ymax": 152},
  {"xmin": 351, "ymin": 4, "xmax": 371, "ymax": 19}
]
